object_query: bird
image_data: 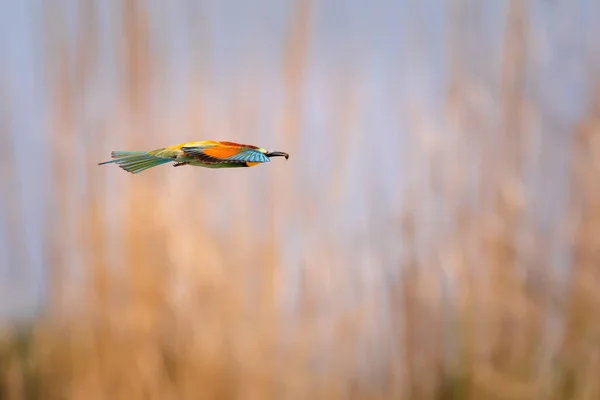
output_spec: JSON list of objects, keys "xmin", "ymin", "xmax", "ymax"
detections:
[{"xmin": 98, "ymin": 140, "xmax": 289, "ymax": 174}]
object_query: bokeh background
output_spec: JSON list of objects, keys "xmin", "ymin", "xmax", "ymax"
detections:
[{"xmin": 1, "ymin": 0, "xmax": 600, "ymax": 399}]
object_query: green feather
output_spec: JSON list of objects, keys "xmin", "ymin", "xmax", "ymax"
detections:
[{"xmin": 98, "ymin": 151, "xmax": 172, "ymax": 174}]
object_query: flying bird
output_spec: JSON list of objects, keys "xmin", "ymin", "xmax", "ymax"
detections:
[{"xmin": 98, "ymin": 140, "xmax": 289, "ymax": 174}]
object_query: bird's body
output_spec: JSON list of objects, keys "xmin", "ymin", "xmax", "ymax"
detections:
[{"xmin": 98, "ymin": 140, "xmax": 289, "ymax": 174}]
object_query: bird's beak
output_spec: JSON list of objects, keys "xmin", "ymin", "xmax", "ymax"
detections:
[{"xmin": 266, "ymin": 151, "xmax": 289, "ymax": 160}]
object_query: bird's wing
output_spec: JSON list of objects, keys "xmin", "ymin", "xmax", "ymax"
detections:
[
  {"xmin": 181, "ymin": 145, "xmax": 270, "ymax": 164},
  {"xmin": 221, "ymin": 149, "xmax": 270, "ymax": 163}
]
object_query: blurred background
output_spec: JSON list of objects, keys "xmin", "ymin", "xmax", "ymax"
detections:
[{"xmin": 1, "ymin": 0, "xmax": 600, "ymax": 399}]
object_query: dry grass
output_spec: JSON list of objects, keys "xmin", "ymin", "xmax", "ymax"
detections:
[{"xmin": 1, "ymin": 1, "xmax": 600, "ymax": 399}]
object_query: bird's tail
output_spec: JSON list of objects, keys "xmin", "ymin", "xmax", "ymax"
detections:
[{"xmin": 98, "ymin": 151, "xmax": 172, "ymax": 174}]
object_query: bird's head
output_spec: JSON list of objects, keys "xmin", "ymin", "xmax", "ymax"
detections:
[{"xmin": 265, "ymin": 151, "xmax": 289, "ymax": 160}]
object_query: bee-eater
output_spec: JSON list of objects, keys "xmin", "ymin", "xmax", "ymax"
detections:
[{"xmin": 98, "ymin": 140, "xmax": 289, "ymax": 174}]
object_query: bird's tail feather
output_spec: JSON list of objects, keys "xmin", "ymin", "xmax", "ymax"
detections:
[{"xmin": 98, "ymin": 151, "xmax": 172, "ymax": 174}]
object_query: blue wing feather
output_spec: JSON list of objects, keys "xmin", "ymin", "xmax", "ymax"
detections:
[
  {"xmin": 225, "ymin": 150, "xmax": 270, "ymax": 163},
  {"xmin": 181, "ymin": 146, "xmax": 270, "ymax": 164}
]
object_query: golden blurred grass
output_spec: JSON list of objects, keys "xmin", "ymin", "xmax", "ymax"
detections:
[{"xmin": 1, "ymin": 1, "xmax": 600, "ymax": 399}]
